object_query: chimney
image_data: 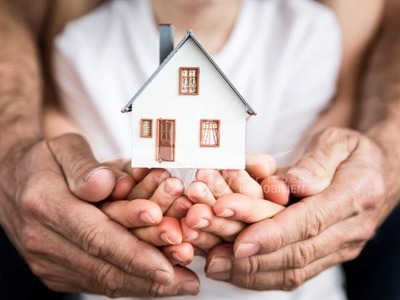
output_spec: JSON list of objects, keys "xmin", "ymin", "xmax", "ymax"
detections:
[{"xmin": 159, "ymin": 24, "xmax": 174, "ymax": 65}]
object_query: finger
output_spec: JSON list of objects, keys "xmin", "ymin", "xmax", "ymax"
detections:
[
  {"xmin": 260, "ymin": 175, "xmax": 290, "ymax": 206},
  {"xmin": 187, "ymin": 181, "xmax": 216, "ymax": 206},
  {"xmin": 123, "ymin": 162, "xmax": 152, "ymax": 183},
  {"xmin": 127, "ymin": 169, "xmax": 170, "ymax": 199},
  {"xmin": 162, "ymin": 243, "xmax": 195, "ymax": 266},
  {"xmin": 47, "ymin": 133, "xmax": 115, "ymax": 202},
  {"xmin": 232, "ymin": 151, "xmax": 385, "ymax": 258},
  {"xmin": 207, "ymin": 213, "xmax": 369, "ymax": 274},
  {"xmin": 221, "ymin": 170, "xmax": 263, "ymax": 199},
  {"xmin": 104, "ymin": 160, "xmax": 134, "ymax": 200},
  {"xmin": 149, "ymin": 177, "xmax": 184, "ymax": 213},
  {"xmin": 165, "ymin": 196, "xmax": 193, "ymax": 220},
  {"xmin": 245, "ymin": 153, "xmax": 277, "ymax": 181},
  {"xmin": 181, "ymin": 217, "xmax": 223, "ymax": 252},
  {"xmin": 186, "ymin": 204, "xmax": 246, "ymax": 242},
  {"xmin": 98, "ymin": 199, "xmax": 162, "ymax": 228},
  {"xmin": 22, "ymin": 222, "xmax": 199, "ymax": 296},
  {"xmin": 213, "ymin": 194, "xmax": 284, "ymax": 223},
  {"xmin": 206, "ymin": 246, "xmax": 353, "ymax": 292},
  {"xmin": 131, "ymin": 217, "xmax": 182, "ymax": 246},
  {"xmin": 285, "ymin": 128, "xmax": 366, "ymax": 197},
  {"xmin": 37, "ymin": 195, "xmax": 175, "ymax": 284},
  {"xmin": 196, "ymin": 169, "xmax": 233, "ymax": 198},
  {"xmin": 17, "ymin": 139, "xmax": 196, "ymax": 291}
]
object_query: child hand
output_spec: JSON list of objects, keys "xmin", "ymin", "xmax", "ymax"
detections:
[{"xmin": 183, "ymin": 154, "xmax": 288, "ymax": 253}]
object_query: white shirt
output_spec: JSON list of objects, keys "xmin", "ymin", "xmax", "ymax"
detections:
[{"xmin": 53, "ymin": 0, "xmax": 346, "ymax": 299}]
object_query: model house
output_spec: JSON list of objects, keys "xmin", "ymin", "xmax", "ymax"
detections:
[{"xmin": 122, "ymin": 25, "xmax": 256, "ymax": 169}]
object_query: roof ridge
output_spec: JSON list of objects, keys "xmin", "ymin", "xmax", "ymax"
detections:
[{"xmin": 121, "ymin": 29, "xmax": 256, "ymax": 116}]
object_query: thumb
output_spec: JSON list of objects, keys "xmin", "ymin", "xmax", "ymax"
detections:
[
  {"xmin": 285, "ymin": 128, "xmax": 360, "ymax": 197},
  {"xmin": 245, "ymin": 153, "xmax": 277, "ymax": 181},
  {"xmin": 47, "ymin": 133, "xmax": 115, "ymax": 202}
]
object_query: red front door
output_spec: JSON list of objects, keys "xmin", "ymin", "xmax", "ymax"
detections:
[{"xmin": 157, "ymin": 119, "xmax": 175, "ymax": 162}]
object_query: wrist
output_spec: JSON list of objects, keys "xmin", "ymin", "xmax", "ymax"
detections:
[{"xmin": 367, "ymin": 119, "xmax": 400, "ymax": 211}]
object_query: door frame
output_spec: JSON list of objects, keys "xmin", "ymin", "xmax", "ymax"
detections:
[{"xmin": 156, "ymin": 118, "xmax": 176, "ymax": 162}]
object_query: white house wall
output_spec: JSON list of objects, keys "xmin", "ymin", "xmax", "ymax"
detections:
[{"xmin": 131, "ymin": 38, "xmax": 246, "ymax": 169}]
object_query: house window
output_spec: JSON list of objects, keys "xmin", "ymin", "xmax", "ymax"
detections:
[
  {"xmin": 180, "ymin": 67, "xmax": 199, "ymax": 95},
  {"xmin": 200, "ymin": 120, "xmax": 220, "ymax": 147},
  {"xmin": 140, "ymin": 119, "xmax": 152, "ymax": 138}
]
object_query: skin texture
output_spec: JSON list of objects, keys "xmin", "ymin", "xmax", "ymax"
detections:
[
  {"xmin": 200, "ymin": 0, "xmax": 400, "ymax": 291},
  {"xmin": 0, "ymin": 1, "xmax": 200, "ymax": 297},
  {"xmin": 2, "ymin": 0, "xmax": 399, "ymax": 296}
]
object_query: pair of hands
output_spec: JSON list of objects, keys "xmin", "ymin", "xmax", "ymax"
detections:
[
  {"xmin": 0, "ymin": 127, "xmax": 387, "ymax": 297},
  {"xmin": 99, "ymin": 155, "xmax": 287, "ymax": 268}
]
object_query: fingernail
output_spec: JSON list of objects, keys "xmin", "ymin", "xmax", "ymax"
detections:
[
  {"xmin": 160, "ymin": 232, "xmax": 177, "ymax": 245},
  {"xmin": 217, "ymin": 208, "xmax": 234, "ymax": 218},
  {"xmin": 286, "ymin": 168, "xmax": 313, "ymax": 184},
  {"xmin": 186, "ymin": 230, "xmax": 200, "ymax": 241},
  {"xmin": 207, "ymin": 257, "xmax": 232, "ymax": 273},
  {"xmin": 139, "ymin": 212, "xmax": 156, "ymax": 224},
  {"xmin": 206, "ymin": 272, "xmax": 231, "ymax": 281},
  {"xmin": 222, "ymin": 170, "xmax": 239, "ymax": 180},
  {"xmin": 150, "ymin": 269, "xmax": 171, "ymax": 286},
  {"xmin": 205, "ymin": 172, "xmax": 215, "ymax": 183},
  {"xmin": 193, "ymin": 219, "xmax": 210, "ymax": 229},
  {"xmin": 197, "ymin": 186, "xmax": 207, "ymax": 198},
  {"xmin": 177, "ymin": 280, "xmax": 200, "ymax": 295},
  {"xmin": 83, "ymin": 166, "xmax": 111, "ymax": 182},
  {"xmin": 164, "ymin": 181, "xmax": 181, "ymax": 196},
  {"xmin": 235, "ymin": 243, "xmax": 260, "ymax": 258},
  {"xmin": 171, "ymin": 251, "xmax": 185, "ymax": 262},
  {"xmin": 174, "ymin": 201, "xmax": 189, "ymax": 214},
  {"xmin": 153, "ymin": 171, "xmax": 170, "ymax": 185}
]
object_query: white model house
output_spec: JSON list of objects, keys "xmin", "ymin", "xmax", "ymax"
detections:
[{"xmin": 122, "ymin": 25, "xmax": 256, "ymax": 169}]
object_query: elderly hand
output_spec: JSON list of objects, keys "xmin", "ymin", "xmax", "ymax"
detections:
[
  {"xmin": 205, "ymin": 127, "xmax": 386, "ymax": 291},
  {"xmin": 0, "ymin": 134, "xmax": 199, "ymax": 297}
]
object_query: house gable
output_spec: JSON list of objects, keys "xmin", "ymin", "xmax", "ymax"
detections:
[{"xmin": 122, "ymin": 30, "xmax": 256, "ymax": 116}]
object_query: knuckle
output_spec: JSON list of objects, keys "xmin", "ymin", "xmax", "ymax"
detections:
[
  {"xmin": 282, "ymin": 268, "xmax": 306, "ymax": 291},
  {"xmin": 362, "ymin": 170, "xmax": 386, "ymax": 210},
  {"xmin": 239, "ymin": 274, "xmax": 257, "ymax": 290},
  {"xmin": 42, "ymin": 280, "xmax": 64, "ymax": 292},
  {"xmin": 346, "ymin": 245, "xmax": 364, "ymax": 262},
  {"xmin": 80, "ymin": 224, "xmax": 108, "ymax": 257},
  {"xmin": 291, "ymin": 242, "xmax": 315, "ymax": 268},
  {"xmin": 29, "ymin": 261, "xmax": 46, "ymax": 278},
  {"xmin": 242, "ymin": 256, "xmax": 262, "ymax": 274},
  {"xmin": 19, "ymin": 183, "xmax": 46, "ymax": 218},
  {"xmin": 146, "ymin": 281, "xmax": 171, "ymax": 297},
  {"xmin": 94, "ymin": 263, "xmax": 123, "ymax": 297},
  {"xmin": 305, "ymin": 205, "xmax": 326, "ymax": 238},
  {"xmin": 318, "ymin": 127, "xmax": 359, "ymax": 147},
  {"xmin": 21, "ymin": 227, "xmax": 46, "ymax": 255},
  {"xmin": 356, "ymin": 220, "xmax": 377, "ymax": 242}
]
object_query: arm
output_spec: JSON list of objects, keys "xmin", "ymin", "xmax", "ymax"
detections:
[
  {"xmin": 203, "ymin": 0, "xmax": 392, "ymax": 290},
  {"xmin": 294, "ymin": 0, "xmax": 385, "ymax": 157},
  {"xmin": 0, "ymin": 2, "xmax": 199, "ymax": 296},
  {"xmin": 0, "ymin": 1, "xmax": 42, "ymax": 158}
]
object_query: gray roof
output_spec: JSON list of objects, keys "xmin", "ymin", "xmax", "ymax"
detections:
[{"xmin": 121, "ymin": 29, "xmax": 256, "ymax": 116}]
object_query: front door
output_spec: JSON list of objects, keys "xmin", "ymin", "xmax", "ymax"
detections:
[{"xmin": 157, "ymin": 119, "xmax": 175, "ymax": 162}]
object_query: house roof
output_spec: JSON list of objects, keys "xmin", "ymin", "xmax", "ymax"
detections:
[{"xmin": 121, "ymin": 29, "xmax": 256, "ymax": 115}]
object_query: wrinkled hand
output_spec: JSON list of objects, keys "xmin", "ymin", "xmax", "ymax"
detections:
[
  {"xmin": 0, "ymin": 134, "xmax": 199, "ymax": 297},
  {"xmin": 205, "ymin": 127, "xmax": 385, "ymax": 291}
]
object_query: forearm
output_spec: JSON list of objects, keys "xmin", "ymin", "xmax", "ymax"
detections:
[
  {"xmin": 358, "ymin": 0, "xmax": 400, "ymax": 211},
  {"xmin": 0, "ymin": 1, "xmax": 43, "ymax": 159}
]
